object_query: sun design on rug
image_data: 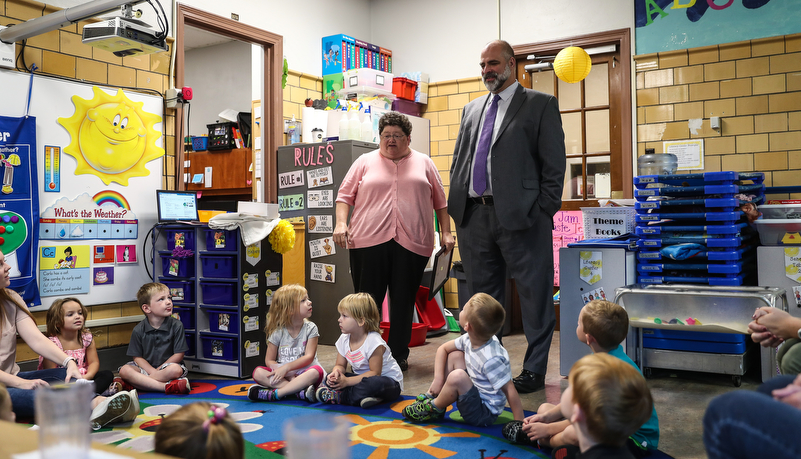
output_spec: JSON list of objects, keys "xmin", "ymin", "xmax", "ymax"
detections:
[
  {"xmin": 90, "ymin": 402, "xmax": 264, "ymax": 452},
  {"xmin": 341, "ymin": 413, "xmax": 479, "ymax": 458}
]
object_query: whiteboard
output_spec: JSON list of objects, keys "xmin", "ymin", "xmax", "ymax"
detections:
[{"xmin": 0, "ymin": 69, "xmax": 163, "ymax": 311}]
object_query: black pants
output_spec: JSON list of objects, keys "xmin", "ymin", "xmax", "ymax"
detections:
[
  {"xmin": 349, "ymin": 240, "xmax": 429, "ymax": 361},
  {"xmin": 323, "ymin": 373, "xmax": 401, "ymax": 406},
  {"xmin": 93, "ymin": 369, "xmax": 115, "ymax": 395}
]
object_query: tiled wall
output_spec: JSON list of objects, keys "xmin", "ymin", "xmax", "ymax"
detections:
[
  {"xmin": 2, "ymin": 0, "xmax": 170, "ymax": 360},
  {"xmin": 635, "ymin": 33, "xmax": 801, "ymax": 189},
  {"xmin": 283, "ymin": 69, "xmax": 323, "ymax": 144}
]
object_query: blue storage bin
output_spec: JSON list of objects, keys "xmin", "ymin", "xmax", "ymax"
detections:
[
  {"xmin": 161, "ymin": 256, "xmax": 195, "ymax": 278},
  {"xmin": 201, "ymin": 254, "xmax": 236, "ymax": 278},
  {"xmin": 163, "ymin": 280, "xmax": 194, "ymax": 303},
  {"xmin": 201, "ymin": 335, "xmax": 237, "ymax": 360},
  {"xmin": 185, "ymin": 332, "xmax": 196, "ymax": 356},
  {"xmin": 205, "ymin": 308, "xmax": 239, "ymax": 334},
  {"xmin": 165, "ymin": 229, "xmax": 195, "ymax": 251},
  {"xmin": 205, "ymin": 229, "xmax": 235, "ymax": 251},
  {"xmin": 172, "ymin": 306, "xmax": 195, "ymax": 330},
  {"xmin": 200, "ymin": 281, "xmax": 237, "ymax": 305}
]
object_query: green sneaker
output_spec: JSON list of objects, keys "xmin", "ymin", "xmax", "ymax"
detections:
[{"xmin": 402, "ymin": 398, "xmax": 445, "ymax": 422}]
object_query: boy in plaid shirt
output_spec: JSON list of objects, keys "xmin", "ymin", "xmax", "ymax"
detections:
[{"xmin": 403, "ymin": 293, "xmax": 523, "ymax": 426}]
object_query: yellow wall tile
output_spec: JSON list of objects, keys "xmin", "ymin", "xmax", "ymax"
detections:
[
  {"xmin": 769, "ymin": 92, "xmax": 801, "ymax": 113},
  {"xmin": 16, "ymin": 339, "xmax": 36, "ymax": 362},
  {"xmin": 659, "ymin": 85, "xmax": 689, "ymax": 104},
  {"xmin": 21, "ymin": 46, "xmax": 42, "ymax": 71},
  {"xmin": 447, "ymin": 93, "xmax": 469, "ymax": 110},
  {"xmin": 752, "ymin": 37, "xmax": 785, "ymax": 57},
  {"xmin": 299, "ymin": 74, "xmax": 319, "ymax": 90},
  {"xmin": 674, "ymin": 101, "xmax": 704, "ymax": 120},
  {"xmin": 283, "ymin": 100, "xmax": 300, "ymax": 120},
  {"xmin": 458, "ymin": 79, "xmax": 481, "ymax": 93},
  {"xmin": 42, "ymin": 50, "xmax": 75, "ymax": 78},
  {"xmin": 439, "ymin": 140, "xmax": 456, "ymax": 156},
  {"xmin": 282, "ymin": 85, "xmax": 291, "ymax": 101},
  {"xmin": 720, "ymin": 78, "xmax": 752, "ymax": 98},
  {"xmin": 427, "ymin": 96, "xmax": 447, "ymax": 112},
  {"xmin": 430, "ymin": 141, "xmax": 439, "ymax": 157},
  {"xmin": 60, "ymin": 31, "xmax": 93, "ymax": 59},
  {"xmin": 7, "ymin": 1, "xmax": 46, "ymax": 20},
  {"xmin": 637, "ymin": 72, "xmax": 645, "ymax": 90},
  {"xmin": 645, "ymin": 69, "xmax": 673, "ymax": 88},
  {"xmin": 736, "ymin": 134, "xmax": 769, "ymax": 153},
  {"xmin": 674, "ymin": 65, "xmax": 704, "ymax": 84},
  {"xmin": 151, "ymin": 52, "xmax": 170, "ymax": 74},
  {"xmin": 91, "ymin": 327, "xmax": 108, "ymax": 349},
  {"xmin": 637, "ymin": 107, "xmax": 645, "ymax": 123},
  {"xmin": 635, "ymin": 54, "xmax": 659, "ymax": 72},
  {"xmin": 438, "ymin": 81, "xmax": 459, "ymax": 95},
  {"xmin": 637, "ymin": 124, "xmax": 666, "ymax": 142},
  {"xmin": 736, "ymin": 56, "xmax": 770, "ymax": 78},
  {"xmin": 637, "ymin": 88, "xmax": 659, "ymax": 106},
  {"xmin": 137, "ymin": 70, "xmax": 163, "ymax": 93},
  {"xmin": 789, "ymin": 111, "xmax": 801, "ymax": 130},
  {"xmin": 290, "ymin": 86, "xmax": 307, "ymax": 104},
  {"xmin": 703, "ymin": 154, "xmax": 722, "ymax": 172},
  {"xmin": 432, "ymin": 155, "xmax": 450, "ymax": 171},
  {"xmin": 469, "ymin": 91, "xmax": 485, "ymax": 102},
  {"xmin": 75, "ymin": 58, "xmax": 107, "ymax": 84},
  {"xmin": 689, "ymin": 82, "xmax": 719, "ymax": 101},
  {"xmin": 285, "ymin": 72, "xmax": 300, "ymax": 88},
  {"xmin": 439, "ymin": 110, "xmax": 461, "ymax": 126},
  {"xmin": 705, "ymin": 136, "xmax": 736, "ymax": 155},
  {"xmin": 122, "ymin": 54, "xmax": 150, "ymax": 71},
  {"xmin": 755, "ymin": 151, "xmax": 788, "ymax": 170},
  {"xmin": 26, "ymin": 29, "xmax": 59, "ymax": 51},
  {"xmin": 753, "ymin": 74, "xmax": 786, "ymax": 95},
  {"xmin": 719, "ymin": 42, "xmax": 751, "ymax": 61},
  {"xmin": 787, "ymin": 34, "xmax": 801, "ymax": 53},
  {"xmin": 90, "ymin": 304, "xmax": 122, "ymax": 320},
  {"xmin": 773, "ymin": 170, "xmax": 801, "ymax": 186},
  {"xmin": 755, "ymin": 113, "xmax": 788, "ymax": 133},
  {"xmin": 658, "ymin": 50, "xmax": 688, "ymax": 68},
  {"xmin": 787, "ymin": 72, "xmax": 801, "ymax": 92},
  {"xmin": 721, "ymin": 116, "xmax": 753, "ymax": 135},
  {"xmin": 688, "ymin": 46, "xmax": 719, "ymax": 65},
  {"xmin": 108, "ymin": 65, "xmax": 135, "ymax": 87},
  {"xmin": 107, "ymin": 323, "xmax": 137, "ymax": 347},
  {"xmin": 789, "ymin": 150, "xmax": 801, "ymax": 169},
  {"xmin": 770, "ymin": 131, "xmax": 801, "ymax": 151},
  {"xmin": 704, "ymin": 61, "xmax": 735, "ymax": 81},
  {"xmin": 705, "ymin": 99, "xmax": 735, "ymax": 117},
  {"xmin": 770, "ymin": 52, "xmax": 801, "ymax": 74},
  {"xmin": 721, "ymin": 154, "xmax": 754, "ymax": 171},
  {"xmin": 736, "ymin": 95, "xmax": 769, "ymax": 115},
  {"xmin": 430, "ymin": 126, "xmax": 448, "ymax": 141},
  {"xmin": 645, "ymin": 105, "xmax": 673, "ymax": 123},
  {"xmin": 422, "ymin": 112, "xmax": 439, "ymax": 126}
]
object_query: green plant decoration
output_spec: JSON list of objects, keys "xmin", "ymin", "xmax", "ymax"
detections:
[{"xmin": 282, "ymin": 58, "xmax": 288, "ymax": 89}]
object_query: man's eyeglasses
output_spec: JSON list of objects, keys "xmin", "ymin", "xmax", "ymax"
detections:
[{"xmin": 380, "ymin": 134, "xmax": 406, "ymax": 141}]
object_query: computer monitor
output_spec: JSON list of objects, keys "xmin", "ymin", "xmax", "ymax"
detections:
[{"xmin": 156, "ymin": 190, "xmax": 200, "ymax": 223}]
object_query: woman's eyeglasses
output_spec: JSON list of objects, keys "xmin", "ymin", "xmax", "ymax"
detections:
[{"xmin": 380, "ymin": 134, "xmax": 406, "ymax": 141}]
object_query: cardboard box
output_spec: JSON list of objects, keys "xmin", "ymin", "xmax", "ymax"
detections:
[{"xmin": 322, "ymin": 34, "xmax": 355, "ymax": 75}]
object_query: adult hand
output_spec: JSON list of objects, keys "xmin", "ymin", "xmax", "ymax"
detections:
[
  {"xmin": 65, "ymin": 360, "xmax": 82, "ymax": 382},
  {"xmin": 772, "ymin": 377, "xmax": 801, "ymax": 410},
  {"xmin": 15, "ymin": 378, "xmax": 49, "ymax": 390},
  {"xmin": 333, "ymin": 222, "xmax": 350, "ymax": 249},
  {"xmin": 441, "ymin": 232, "xmax": 455, "ymax": 253}
]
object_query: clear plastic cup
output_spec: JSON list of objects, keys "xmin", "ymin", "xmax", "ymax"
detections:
[
  {"xmin": 283, "ymin": 414, "xmax": 351, "ymax": 459},
  {"xmin": 35, "ymin": 383, "xmax": 93, "ymax": 459}
]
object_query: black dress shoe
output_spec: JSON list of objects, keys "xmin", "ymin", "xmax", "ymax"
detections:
[
  {"xmin": 513, "ymin": 369, "xmax": 545, "ymax": 393},
  {"xmin": 398, "ymin": 359, "xmax": 408, "ymax": 371}
]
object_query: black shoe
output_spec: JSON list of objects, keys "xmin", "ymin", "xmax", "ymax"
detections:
[
  {"xmin": 513, "ymin": 370, "xmax": 545, "ymax": 393},
  {"xmin": 502, "ymin": 420, "xmax": 537, "ymax": 446},
  {"xmin": 398, "ymin": 359, "xmax": 408, "ymax": 371}
]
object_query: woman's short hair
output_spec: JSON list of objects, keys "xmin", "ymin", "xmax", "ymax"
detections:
[
  {"xmin": 337, "ymin": 293, "xmax": 381, "ymax": 333},
  {"xmin": 378, "ymin": 112, "xmax": 413, "ymax": 136},
  {"xmin": 46, "ymin": 297, "xmax": 89, "ymax": 337},
  {"xmin": 154, "ymin": 402, "xmax": 244, "ymax": 459}
]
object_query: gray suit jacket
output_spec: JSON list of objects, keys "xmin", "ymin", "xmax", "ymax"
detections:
[{"xmin": 448, "ymin": 84, "xmax": 566, "ymax": 231}]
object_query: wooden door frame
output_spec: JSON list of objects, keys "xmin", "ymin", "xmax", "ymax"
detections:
[
  {"xmin": 174, "ymin": 4, "xmax": 282, "ymax": 202},
  {"xmin": 512, "ymin": 28, "xmax": 633, "ymax": 204}
]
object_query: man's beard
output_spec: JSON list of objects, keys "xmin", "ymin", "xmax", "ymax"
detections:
[{"xmin": 483, "ymin": 63, "xmax": 513, "ymax": 92}]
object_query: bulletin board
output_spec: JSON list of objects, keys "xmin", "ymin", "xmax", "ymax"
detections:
[
  {"xmin": 0, "ymin": 69, "xmax": 163, "ymax": 311},
  {"xmin": 553, "ymin": 211, "xmax": 584, "ymax": 287}
]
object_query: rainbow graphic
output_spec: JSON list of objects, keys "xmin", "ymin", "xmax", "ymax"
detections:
[{"xmin": 93, "ymin": 190, "xmax": 130, "ymax": 209}]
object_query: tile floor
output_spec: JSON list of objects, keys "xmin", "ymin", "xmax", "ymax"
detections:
[{"xmin": 193, "ymin": 329, "xmax": 766, "ymax": 459}]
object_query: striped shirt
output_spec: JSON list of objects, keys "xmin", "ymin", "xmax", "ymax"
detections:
[{"xmin": 454, "ymin": 334, "xmax": 511, "ymax": 415}]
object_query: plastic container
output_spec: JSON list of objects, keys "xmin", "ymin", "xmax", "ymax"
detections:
[
  {"xmin": 165, "ymin": 229, "xmax": 195, "ymax": 250},
  {"xmin": 205, "ymin": 308, "xmax": 240, "ymax": 334},
  {"xmin": 637, "ymin": 148, "xmax": 678, "ymax": 176},
  {"xmin": 200, "ymin": 281, "xmax": 237, "ymax": 305},
  {"xmin": 205, "ymin": 229, "xmax": 235, "ymax": 251},
  {"xmin": 361, "ymin": 112, "xmax": 373, "ymax": 142},
  {"xmin": 380, "ymin": 321, "xmax": 428, "ymax": 347},
  {"xmin": 392, "ymin": 99, "xmax": 423, "ymax": 117},
  {"xmin": 172, "ymin": 306, "xmax": 196, "ymax": 330},
  {"xmin": 161, "ymin": 256, "xmax": 195, "ymax": 278},
  {"xmin": 201, "ymin": 254, "xmax": 236, "ymax": 278},
  {"xmin": 338, "ymin": 108, "xmax": 349, "ymax": 140},
  {"xmin": 201, "ymin": 335, "xmax": 237, "ymax": 360},
  {"xmin": 754, "ymin": 219, "xmax": 801, "ymax": 245},
  {"xmin": 163, "ymin": 280, "xmax": 194, "ymax": 303},
  {"xmin": 191, "ymin": 136, "xmax": 208, "ymax": 151},
  {"xmin": 348, "ymin": 111, "xmax": 361, "ymax": 141},
  {"xmin": 185, "ymin": 332, "xmax": 196, "ymax": 356},
  {"xmin": 392, "ymin": 77, "xmax": 418, "ymax": 100},
  {"xmin": 344, "ymin": 68, "xmax": 394, "ymax": 92}
]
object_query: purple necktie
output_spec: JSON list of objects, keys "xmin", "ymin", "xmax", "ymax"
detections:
[{"xmin": 473, "ymin": 94, "xmax": 501, "ymax": 196}]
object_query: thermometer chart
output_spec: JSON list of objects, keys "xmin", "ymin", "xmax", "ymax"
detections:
[{"xmin": 44, "ymin": 145, "xmax": 61, "ymax": 192}]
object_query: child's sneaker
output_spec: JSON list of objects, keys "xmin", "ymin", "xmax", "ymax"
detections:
[
  {"xmin": 415, "ymin": 392, "xmax": 434, "ymax": 402},
  {"xmin": 502, "ymin": 420, "xmax": 536, "ymax": 446},
  {"xmin": 165, "ymin": 377, "xmax": 191, "ymax": 395},
  {"xmin": 296, "ymin": 385, "xmax": 316, "ymax": 402},
  {"xmin": 90, "ymin": 391, "xmax": 135, "ymax": 430},
  {"xmin": 402, "ymin": 398, "xmax": 445, "ymax": 422},
  {"xmin": 315, "ymin": 386, "xmax": 342, "ymax": 404},
  {"xmin": 112, "ymin": 376, "xmax": 134, "ymax": 393},
  {"xmin": 248, "ymin": 385, "xmax": 280, "ymax": 401},
  {"xmin": 360, "ymin": 397, "xmax": 382, "ymax": 408}
]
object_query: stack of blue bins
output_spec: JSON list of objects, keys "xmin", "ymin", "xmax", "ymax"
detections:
[{"xmin": 633, "ymin": 171, "xmax": 765, "ymax": 357}]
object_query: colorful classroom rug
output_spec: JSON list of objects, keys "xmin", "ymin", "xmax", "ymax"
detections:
[{"xmin": 89, "ymin": 380, "xmax": 672, "ymax": 459}]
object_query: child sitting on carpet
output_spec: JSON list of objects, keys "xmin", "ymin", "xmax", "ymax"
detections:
[
  {"xmin": 155, "ymin": 402, "xmax": 244, "ymax": 459},
  {"xmin": 549, "ymin": 353, "xmax": 654, "ymax": 459},
  {"xmin": 248, "ymin": 284, "xmax": 325, "ymax": 402},
  {"xmin": 403, "ymin": 293, "xmax": 523, "ymax": 426},
  {"xmin": 505, "ymin": 300, "xmax": 659, "ymax": 457},
  {"xmin": 115, "ymin": 282, "xmax": 191, "ymax": 395},
  {"xmin": 0, "ymin": 383, "xmax": 14, "ymax": 423},
  {"xmin": 38, "ymin": 298, "xmax": 116, "ymax": 396},
  {"xmin": 316, "ymin": 293, "xmax": 403, "ymax": 408}
]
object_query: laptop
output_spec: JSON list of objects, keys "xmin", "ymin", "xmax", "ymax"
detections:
[{"xmin": 156, "ymin": 190, "xmax": 201, "ymax": 223}]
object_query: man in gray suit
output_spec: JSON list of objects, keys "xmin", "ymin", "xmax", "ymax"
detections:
[{"xmin": 448, "ymin": 40, "xmax": 566, "ymax": 393}]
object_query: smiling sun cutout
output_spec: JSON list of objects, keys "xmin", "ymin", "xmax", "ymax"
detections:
[{"xmin": 59, "ymin": 86, "xmax": 164, "ymax": 186}]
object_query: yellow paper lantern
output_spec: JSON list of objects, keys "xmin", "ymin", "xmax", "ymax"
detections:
[{"xmin": 553, "ymin": 46, "xmax": 592, "ymax": 84}]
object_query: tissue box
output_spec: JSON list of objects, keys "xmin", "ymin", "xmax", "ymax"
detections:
[{"xmin": 237, "ymin": 202, "xmax": 279, "ymax": 219}]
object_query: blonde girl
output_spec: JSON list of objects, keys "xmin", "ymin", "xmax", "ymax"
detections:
[
  {"xmin": 155, "ymin": 402, "xmax": 244, "ymax": 459},
  {"xmin": 247, "ymin": 284, "xmax": 324, "ymax": 402},
  {"xmin": 38, "ymin": 298, "xmax": 116, "ymax": 395},
  {"xmin": 316, "ymin": 293, "xmax": 403, "ymax": 408}
]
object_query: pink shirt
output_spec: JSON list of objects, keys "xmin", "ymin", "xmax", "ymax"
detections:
[{"xmin": 337, "ymin": 149, "xmax": 447, "ymax": 257}]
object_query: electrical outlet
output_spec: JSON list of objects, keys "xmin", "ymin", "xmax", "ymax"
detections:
[{"xmin": 166, "ymin": 88, "xmax": 180, "ymax": 108}]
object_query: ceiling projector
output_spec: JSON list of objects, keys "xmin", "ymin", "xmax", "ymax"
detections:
[{"xmin": 82, "ymin": 16, "xmax": 167, "ymax": 57}]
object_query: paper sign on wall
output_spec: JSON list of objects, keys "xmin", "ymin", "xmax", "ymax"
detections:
[
  {"xmin": 243, "ymin": 293, "xmax": 259, "ymax": 311},
  {"xmin": 307, "ymin": 190, "xmax": 334, "ymax": 208},
  {"xmin": 307, "ymin": 215, "xmax": 333, "ymax": 233},
  {"xmin": 278, "ymin": 194, "xmax": 305, "ymax": 212},
  {"xmin": 784, "ymin": 247, "xmax": 801, "ymax": 283},
  {"xmin": 553, "ymin": 211, "xmax": 584, "ymax": 286},
  {"xmin": 265, "ymin": 270, "xmax": 280, "ymax": 286},
  {"xmin": 278, "ymin": 170, "xmax": 305, "ymax": 189},
  {"xmin": 309, "ymin": 237, "xmax": 336, "ymax": 258},
  {"xmin": 306, "ymin": 166, "xmax": 333, "ymax": 189},
  {"xmin": 579, "ymin": 250, "xmax": 602, "ymax": 285},
  {"xmin": 582, "ymin": 287, "xmax": 608, "ymax": 304},
  {"xmin": 311, "ymin": 262, "xmax": 336, "ymax": 283}
]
